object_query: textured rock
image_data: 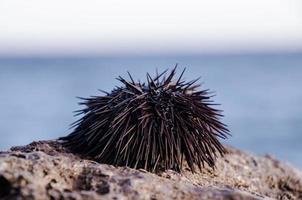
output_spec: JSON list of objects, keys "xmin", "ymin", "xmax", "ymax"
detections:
[{"xmin": 0, "ymin": 140, "xmax": 301, "ymax": 200}]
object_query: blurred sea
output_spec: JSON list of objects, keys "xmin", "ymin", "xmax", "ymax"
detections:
[{"xmin": 0, "ymin": 53, "xmax": 301, "ymax": 168}]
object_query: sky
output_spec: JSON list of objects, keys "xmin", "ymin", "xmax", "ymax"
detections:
[{"xmin": 0, "ymin": 0, "xmax": 302, "ymax": 56}]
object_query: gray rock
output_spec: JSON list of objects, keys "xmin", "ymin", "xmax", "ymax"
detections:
[{"xmin": 0, "ymin": 140, "xmax": 301, "ymax": 200}]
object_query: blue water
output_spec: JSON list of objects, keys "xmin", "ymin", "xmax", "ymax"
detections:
[{"xmin": 0, "ymin": 54, "xmax": 301, "ymax": 168}]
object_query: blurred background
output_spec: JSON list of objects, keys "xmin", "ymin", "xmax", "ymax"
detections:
[{"xmin": 0, "ymin": 1, "xmax": 301, "ymax": 168}]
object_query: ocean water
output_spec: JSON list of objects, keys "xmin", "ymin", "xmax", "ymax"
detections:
[{"xmin": 0, "ymin": 54, "xmax": 301, "ymax": 168}]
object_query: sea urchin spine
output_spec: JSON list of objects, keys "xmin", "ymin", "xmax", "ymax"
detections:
[{"xmin": 60, "ymin": 67, "xmax": 229, "ymax": 172}]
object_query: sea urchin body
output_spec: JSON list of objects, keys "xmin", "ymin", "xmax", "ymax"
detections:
[{"xmin": 60, "ymin": 67, "xmax": 229, "ymax": 172}]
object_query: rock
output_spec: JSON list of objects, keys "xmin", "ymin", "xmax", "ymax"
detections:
[{"xmin": 0, "ymin": 140, "xmax": 301, "ymax": 200}]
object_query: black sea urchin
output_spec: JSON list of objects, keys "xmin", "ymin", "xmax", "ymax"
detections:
[{"xmin": 60, "ymin": 67, "xmax": 229, "ymax": 172}]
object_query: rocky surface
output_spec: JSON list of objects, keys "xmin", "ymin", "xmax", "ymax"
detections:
[{"xmin": 0, "ymin": 140, "xmax": 301, "ymax": 200}]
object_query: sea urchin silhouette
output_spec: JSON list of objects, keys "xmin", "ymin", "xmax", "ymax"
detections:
[{"xmin": 60, "ymin": 67, "xmax": 229, "ymax": 172}]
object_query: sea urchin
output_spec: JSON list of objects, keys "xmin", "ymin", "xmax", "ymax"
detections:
[{"xmin": 60, "ymin": 67, "xmax": 229, "ymax": 172}]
